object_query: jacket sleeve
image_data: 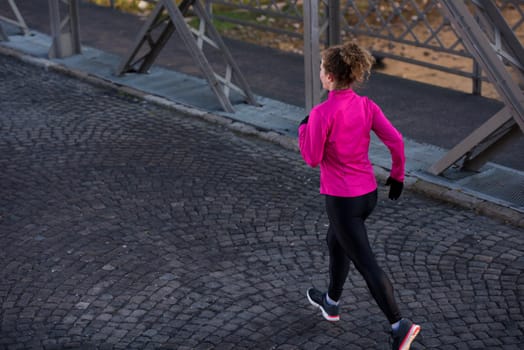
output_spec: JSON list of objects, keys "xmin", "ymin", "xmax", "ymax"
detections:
[
  {"xmin": 369, "ymin": 100, "xmax": 406, "ymax": 182},
  {"xmin": 298, "ymin": 109, "xmax": 329, "ymax": 168}
]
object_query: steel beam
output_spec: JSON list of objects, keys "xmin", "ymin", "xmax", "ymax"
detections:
[
  {"xmin": 0, "ymin": 0, "xmax": 29, "ymax": 37},
  {"xmin": 476, "ymin": 0, "xmax": 524, "ymax": 67},
  {"xmin": 303, "ymin": 0, "xmax": 321, "ymax": 112},
  {"xmin": 429, "ymin": 0, "xmax": 524, "ymax": 175},
  {"xmin": 427, "ymin": 107, "xmax": 517, "ymax": 174},
  {"xmin": 438, "ymin": 0, "xmax": 524, "ymax": 131},
  {"xmin": 7, "ymin": 0, "xmax": 28, "ymax": 34},
  {"xmin": 327, "ymin": 0, "xmax": 341, "ymax": 46},
  {"xmin": 115, "ymin": 2, "xmax": 170, "ymax": 75},
  {"xmin": 48, "ymin": 0, "xmax": 81, "ymax": 58},
  {"xmin": 191, "ymin": 0, "xmax": 258, "ymax": 106},
  {"xmin": 117, "ymin": 0, "xmax": 257, "ymax": 113},
  {"xmin": 164, "ymin": 0, "xmax": 235, "ymax": 112},
  {"xmin": 462, "ymin": 122, "xmax": 520, "ymax": 172}
]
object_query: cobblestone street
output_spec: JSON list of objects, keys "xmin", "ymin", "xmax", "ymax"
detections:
[{"xmin": 1, "ymin": 54, "xmax": 523, "ymax": 349}]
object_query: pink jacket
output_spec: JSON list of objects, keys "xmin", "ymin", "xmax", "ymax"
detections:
[{"xmin": 298, "ymin": 89, "xmax": 405, "ymax": 197}]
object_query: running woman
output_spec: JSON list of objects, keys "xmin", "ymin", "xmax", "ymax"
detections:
[{"xmin": 298, "ymin": 42, "xmax": 421, "ymax": 350}]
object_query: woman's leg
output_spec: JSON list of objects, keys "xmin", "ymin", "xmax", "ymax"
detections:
[
  {"xmin": 326, "ymin": 225, "xmax": 350, "ymax": 301},
  {"xmin": 325, "ymin": 191, "xmax": 401, "ymax": 324}
]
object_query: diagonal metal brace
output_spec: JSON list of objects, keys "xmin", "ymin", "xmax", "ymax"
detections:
[
  {"xmin": 429, "ymin": 0, "xmax": 524, "ymax": 175},
  {"xmin": 428, "ymin": 107, "xmax": 519, "ymax": 174},
  {"xmin": 474, "ymin": 0, "xmax": 524, "ymax": 70},
  {"xmin": 116, "ymin": 0, "xmax": 191, "ymax": 75},
  {"xmin": 438, "ymin": 0, "xmax": 524, "ymax": 131},
  {"xmin": 0, "ymin": 0, "xmax": 30, "ymax": 38},
  {"xmin": 116, "ymin": 0, "xmax": 257, "ymax": 113}
]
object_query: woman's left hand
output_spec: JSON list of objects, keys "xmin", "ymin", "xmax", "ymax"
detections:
[{"xmin": 385, "ymin": 177, "xmax": 403, "ymax": 200}]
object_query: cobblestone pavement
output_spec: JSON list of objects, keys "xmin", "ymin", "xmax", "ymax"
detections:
[{"xmin": 1, "ymin": 54, "xmax": 523, "ymax": 350}]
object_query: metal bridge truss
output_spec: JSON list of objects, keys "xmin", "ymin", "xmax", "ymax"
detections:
[
  {"xmin": 208, "ymin": 0, "xmax": 522, "ymax": 175},
  {"xmin": 303, "ymin": 0, "xmax": 524, "ymax": 175},
  {"xmin": 206, "ymin": 1, "xmax": 523, "ymax": 97},
  {"xmin": 48, "ymin": 0, "xmax": 81, "ymax": 58},
  {"xmin": 1, "ymin": 1, "xmax": 522, "ymax": 175},
  {"xmin": 0, "ymin": 0, "xmax": 29, "ymax": 41},
  {"xmin": 336, "ymin": 1, "xmax": 484, "ymax": 93},
  {"xmin": 116, "ymin": 0, "xmax": 258, "ymax": 113},
  {"xmin": 0, "ymin": 0, "xmax": 81, "ymax": 59},
  {"xmin": 428, "ymin": 0, "xmax": 524, "ymax": 174}
]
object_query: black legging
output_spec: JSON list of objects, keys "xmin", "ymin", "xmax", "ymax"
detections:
[{"xmin": 325, "ymin": 190, "xmax": 401, "ymax": 324}]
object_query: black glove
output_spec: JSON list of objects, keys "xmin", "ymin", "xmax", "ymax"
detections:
[
  {"xmin": 385, "ymin": 177, "xmax": 403, "ymax": 200},
  {"xmin": 300, "ymin": 115, "xmax": 309, "ymax": 125}
]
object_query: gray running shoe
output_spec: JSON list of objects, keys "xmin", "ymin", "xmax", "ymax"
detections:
[
  {"xmin": 306, "ymin": 288, "xmax": 340, "ymax": 321},
  {"xmin": 391, "ymin": 318, "xmax": 421, "ymax": 350}
]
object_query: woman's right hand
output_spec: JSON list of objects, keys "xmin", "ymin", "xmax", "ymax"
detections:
[{"xmin": 300, "ymin": 115, "xmax": 309, "ymax": 125}]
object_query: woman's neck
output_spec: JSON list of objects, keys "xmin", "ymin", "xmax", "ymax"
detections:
[{"xmin": 329, "ymin": 85, "xmax": 351, "ymax": 91}]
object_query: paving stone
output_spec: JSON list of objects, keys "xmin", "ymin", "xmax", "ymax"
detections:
[{"xmin": 0, "ymin": 54, "xmax": 523, "ymax": 349}]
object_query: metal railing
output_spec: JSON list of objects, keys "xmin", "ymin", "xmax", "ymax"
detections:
[
  {"xmin": 204, "ymin": 0, "xmax": 303, "ymax": 37},
  {"xmin": 204, "ymin": 0, "xmax": 523, "ymax": 96},
  {"xmin": 90, "ymin": 1, "xmax": 524, "ymax": 97},
  {"xmin": 2, "ymin": 0, "xmax": 521, "ymax": 175}
]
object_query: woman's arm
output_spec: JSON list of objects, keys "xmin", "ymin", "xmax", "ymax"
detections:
[
  {"xmin": 370, "ymin": 101, "xmax": 405, "ymax": 182},
  {"xmin": 298, "ymin": 109, "xmax": 329, "ymax": 168}
]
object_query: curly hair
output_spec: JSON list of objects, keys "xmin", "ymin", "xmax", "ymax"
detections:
[{"xmin": 321, "ymin": 42, "xmax": 375, "ymax": 89}]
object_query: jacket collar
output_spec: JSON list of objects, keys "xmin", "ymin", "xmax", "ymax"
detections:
[{"xmin": 328, "ymin": 88, "xmax": 354, "ymax": 98}]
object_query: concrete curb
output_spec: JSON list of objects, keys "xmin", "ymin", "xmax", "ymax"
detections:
[{"xmin": 1, "ymin": 45, "xmax": 522, "ymax": 228}]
